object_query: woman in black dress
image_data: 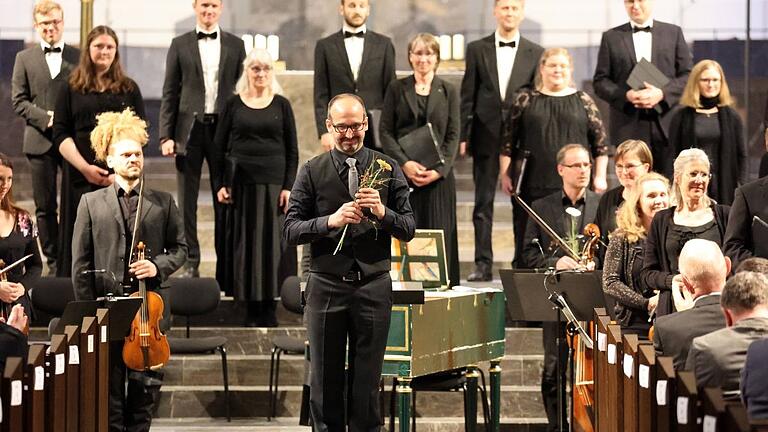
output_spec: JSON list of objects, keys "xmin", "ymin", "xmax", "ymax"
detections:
[
  {"xmin": 668, "ymin": 59, "xmax": 746, "ymax": 205},
  {"xmin": 214, "ymin": 49, "xmax": 298, "ymax": 326},
  {"xmin": 381, "ymin": 33, "xmax": 460, "ymax": 286},
  {"xmin": 53, "ymin": 25, "xmax": 144, "ymax": 277},
  {"xmin": 500, "ymin": 47, "xmax": 608, "ymax": 267},
  {"xmin": 0, "ymin": 153, "xmax": 43, "ymax": 321},
  {"xmin": 602, "ymin": 172, "xmax": 670, "ymax": 336},
  {"xmin": 639, "ymin": 149, "xmax": 730, "ymax": 318}
]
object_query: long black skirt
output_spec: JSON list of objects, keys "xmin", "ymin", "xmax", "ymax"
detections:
[
  {"xmin": 222, "ymin": 183, "xmax": 296, "ymax": 301},
  {"xmin": 409, "ymin": 172, "xmax": 460, "ymax": 287}
]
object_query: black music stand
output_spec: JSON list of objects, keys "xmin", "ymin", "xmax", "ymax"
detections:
[
  {"xmin": 54, "ymin": 298, "xmax": 141, "ymax": 341},
  {"xmin": 501, "ymin": 269, "xmax": 607, "ymax": 432}
]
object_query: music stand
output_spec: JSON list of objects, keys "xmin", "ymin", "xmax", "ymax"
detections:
[
  {"xmin": 54, "ymin": 298, "xmax": 141, "ymax": 341},
  {"xmin": 501, "ymin": 269, "xmax": 607, "ymax": 432}
]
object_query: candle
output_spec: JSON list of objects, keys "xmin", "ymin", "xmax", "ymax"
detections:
[
  {"xmin": 267, "ymin": 35, "xmax": 280, "ymax": 61},
  {"xmin": 254, "ymin": 34, "xmax": 267, "ymax": 50},
  {"xmin": 241, "ymin": 34, "xmax": 254, "ymax": 53},
  {"xmin": 438, "ymin": 35, "xmax": 452, "ymax": 61},
  {"xmin": 452, "ymin": 34, "xmax": 465, "ymax": 60}
]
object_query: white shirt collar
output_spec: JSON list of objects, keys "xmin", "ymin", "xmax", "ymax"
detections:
[
  {"xmin": 495, "ymin": 30, "xmax": 520, "ymax": 45},
  {"xmin": 631, "ymin": 18, "xmax": 654, "ymax": 29},
  {"xmin": 40, "ymin": 40, "xmax": 64, "ymax": 51},
  {"xmin": 195, "ymin": 24, "xmax": 221, "ymax": 35},
  {"xmin": 342, "ymin": 23, "xmax": 367, "ymax": 35}
]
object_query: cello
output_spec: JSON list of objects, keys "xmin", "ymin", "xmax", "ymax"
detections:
[{"xmin": 122, "ymin": 241, "xmax": 170, "ymax": 371}]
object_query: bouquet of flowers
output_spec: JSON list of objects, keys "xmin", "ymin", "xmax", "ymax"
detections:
[{"xmin": 333, "ymin": 158, "xmax": 393, "ymax": 255}]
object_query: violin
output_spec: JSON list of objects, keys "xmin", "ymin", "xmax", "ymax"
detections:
[{"xmin": 122, "ymin": 242, "xmax": 170, "ymax": 371}]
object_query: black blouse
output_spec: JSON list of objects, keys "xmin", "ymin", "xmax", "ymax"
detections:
[{"xmin": 0, "ymin": 212, "xmax": 42, "ymax": 318}]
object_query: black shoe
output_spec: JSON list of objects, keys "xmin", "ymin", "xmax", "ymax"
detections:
[
  {"xmin": 467, "ymin": 266, "xmax": 492, "ymax": 282},
  {"xmin": 177, "ymin": 267, "xmax": 200, "ymax": 278}
]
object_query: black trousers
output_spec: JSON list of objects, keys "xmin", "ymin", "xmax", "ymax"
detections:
[
  {"xmin": 472, "ymin": 153, "xmax": 500, "ymax": 269},
  {"xmin": 108, "ymin": 341, "xmax": 162, "ymax": 432},
  {"xmin": 27, "ymin": 147, "xmax": 61, "ymax": 272},
  {"xmin": 305, "ymin": 271, "xmax": 392, "ymax": 432},
  {"xmin": 542, "ymin": 321, "xmax": 568, "ymax": 432},
  {"xmin": 175, "ymin": 119, "xmax": 225, "ymax": 276},
  {"xmin": 511, "ymin": 188, "xmax": 559, "ymax": 268}
]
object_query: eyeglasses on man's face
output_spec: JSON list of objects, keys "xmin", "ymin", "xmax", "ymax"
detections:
[{"xmin": 330, "ymin": 122, "xmax": 366, "ymax": 134}]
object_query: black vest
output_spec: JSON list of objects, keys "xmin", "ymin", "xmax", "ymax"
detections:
[{"xmin": 307, "ymin": 150, "xmax": 396, "ymax": 277}]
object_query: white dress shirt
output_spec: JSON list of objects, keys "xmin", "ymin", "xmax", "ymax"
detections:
[
  {"xmin": 196, "ymin": 25, "xmax": 221, "ymax": 114},
  {"xmin": 495, "ymin": 31, "xmax": 520, "ymax": 102},
  {"xmin": 41, "ymin": 41, "xmax": 64, "ymax": 79},
  {"xmin": 631, "ymin": 19, "xmax": 654, "ymax": 63},
  {"xmin": 342, "ymin": 23, "xmax": 366, "ymax": 82}
]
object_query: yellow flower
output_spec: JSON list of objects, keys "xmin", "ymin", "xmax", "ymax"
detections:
[{"xmin": 376, "ymin": 159, "xmax": 392, "ymax": 172}]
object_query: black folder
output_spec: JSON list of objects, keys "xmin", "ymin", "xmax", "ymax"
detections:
[
  {"xmin": 627, "ymin": 59, "xmax": 670, "ymax": 115},
  {"xmin": 399, "ymin": 123, "xmax": 444, "ymax": 170}
]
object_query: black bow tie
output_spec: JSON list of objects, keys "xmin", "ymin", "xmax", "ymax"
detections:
[
  {"xmin": 197, "ymin": 31, "xmax": 218, "ymax": 40},
  {"xmin": 44, "ymin": 46, "xmax": 62, "ymax": 54},
  {"xmin": 344, "ymin": 31, "xmax": 364, "ymax": 39},
  {"xmin": 633, "ymin": 26, "xmax": 652, "ymax": 33},
  {"xmin": 498, "ymin": 41, "xmax": 516, "ymax": 48}
]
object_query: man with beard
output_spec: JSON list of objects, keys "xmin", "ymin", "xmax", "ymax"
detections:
[
  {"xmin": 284, "ymin": 94, "xmax": 414, "ymax": 431},
  {"xmin": 72, "ymin": 109, "xmax": 187, "ymax": 432},
  {"xmin": 520, "ymin": 143, "xmax": 600, "ymax": 431},
  {"xmin": 314, "ymin": 0, "xmax": 396, "ymax": 151}
]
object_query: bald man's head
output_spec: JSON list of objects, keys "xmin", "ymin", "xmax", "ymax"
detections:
[
  {"xmin": 679, "ymin": 239, "xmax": 731, "ymax": 296},
  {"xmin": 325, "ymin": 93, "xmax": 368, "ymax": 155}
]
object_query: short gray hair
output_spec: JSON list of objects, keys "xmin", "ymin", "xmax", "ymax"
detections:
[
  {"xmin": 556, "ymin": 143, "xmax": 589, "ymax": 165},
  {"xmin": 721, "ymin": 271, "xmax": 768, "ymax": 314},
  {"xmin": 678, "ymin": 239, "xmax": 728, "ymax": 291}
]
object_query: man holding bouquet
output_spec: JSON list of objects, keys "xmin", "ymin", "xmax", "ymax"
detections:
[{"xmin": 284, "ymin": 93, "xmax": 414, "ymax": 431}]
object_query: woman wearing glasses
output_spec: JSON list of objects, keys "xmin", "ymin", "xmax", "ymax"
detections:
[
  {"xmin": 593, "ymin": 139, "xmax": 652, "ymax": 264},
  {"xmin": 499, "ymin": 47, "xmax": 608, "ymax": 267},
  {"xmin": 213, "ymin": 48, "xmax": 298, "ymax": 326},
  {"xmin": 668, "ymin": 59, "xmax": 746, "ymax": 205},
  {"xmin": 639, "ymin": 149, "xmax": 730, "ymax": 318},
  {"xmin": 381, "ymin": 33, "xmax": 460, "ymax": 286}
]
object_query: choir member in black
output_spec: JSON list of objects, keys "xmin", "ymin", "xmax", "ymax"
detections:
[
  {"xmin": 213, "ymin": 49, "xmax": 298, "ymax": 327},
  {"xmin": 53, "ymin": 25, "xmax": 145, "ymax": 277},
  {"xmin": 602, "ymin": 172, "xmax": 669, "ymax": 336},
  {"xmin": 639, "ymin": 148, "xmax": 730, "ymax": 318},
  {"xmin": 0, "ymin": 153, "xmax": 42, "ymax": 321},
  {"xmin": 500, "ymin": 47, "xmax": 608, "ymax": 267},
  {"xmin": 593, "ymin": 139, "xmax": 652, "ymax": 264},
  {"xmin": 668, "ymin": 59, "xmax": 747, "ymax": 205},
  {"xmin": 381, "ymin": 33, "xmax": 460, "ymax": 286},
  {"xmin": 761, "ymin": 97, "xmax": 768, "ymax": 178}
]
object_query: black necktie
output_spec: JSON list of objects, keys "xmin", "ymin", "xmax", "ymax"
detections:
[
  {"xmin": 344, "ymin": 31, "xmax": 364, "ymax": 39},
  {"xmin": 498, "ymin": 41, "xmax": 516, "ymax": 48},
  {"xmin": 44, "ymin": 46, "xmax": 61, "ymax": 54},
  {"xmin": 633, "ymin": 26, "xmax": 651, "ymax": 33},
  {"xmin": 197, "ymin": 31, "xmax": 218, "ymax": 40}
]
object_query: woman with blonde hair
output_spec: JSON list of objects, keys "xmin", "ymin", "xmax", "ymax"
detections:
[
  {"xmin": 669, "ymin": 59, "xmax": 747, "ymax": 205},
  {"xmin": 212, "ymin": 48, "xmax": 298, "ymax": 326},
  {"xmin": 603, "ymin": 172, "xmax": 669, "ymax": 335},
  {"xmin": 500, "ymin": 47, "xmax": 608, "ymax": 266},
  {"xmin": 639, "ymin": 148, "xmax": 730, "ymax": 317}
]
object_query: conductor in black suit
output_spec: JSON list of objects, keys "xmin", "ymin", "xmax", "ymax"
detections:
[
  {"xmin": 593, "ymin": 0, "xmax": 692, "ymax": 177},
  {"xmin": 159, "ymin": 0, "xmax": 246, "ymax": 278},
  {"xmin": 460, "ymin": 0, "xmax": 543, "ymax": 280},
  {"xmin": 11, "ymin": 1, "xmax": 78, "ymax": 275},
  {"xmin": 520, "ymin": 144, "xmax": 599, "ymax": 431},
  {"xmin": 313, "ymin": 0, "xmax": 396, "ymax": 151},
  {"xmin": 284, "ymin": 94, "xmax": 414, "ymax": 431},
  {"xmin": 723, "ymin": 176, "xmax": 768, "ymax": 270}
]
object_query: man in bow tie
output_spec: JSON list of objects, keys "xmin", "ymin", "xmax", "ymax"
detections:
[
  {"xmin": 11, "ymin": 1, "xmax": 79, "ymax": 276},
  {"xmin": 460, "ymin": 0, "xmax": 543, "ymax": 280},
  {"xmin": 593, "ymin": 0, "xmax": 692, "ymax": 177},
  {"xmin": 159, "ymin": 0, "xmax": 245, "ymax": 280},
  {"xmin": 313, "ymin": 0, "xmax": 396, "ymax": 152}
]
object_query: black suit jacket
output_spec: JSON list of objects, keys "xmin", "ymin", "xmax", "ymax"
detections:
[
  {"xmin": 723, "ymin": 176, "xmax": 768, "ymax": 270},
  {"xmin": 742, "ymin": 338, "xmax": 768, "ymax": 419},
  {"xmin": 380, "ymin": 75, "xmax": 460, "ymax": 178},
  {"xmin": 71, "ymin": 185, "xmax": 188, "ymax": 300},
  {"xmin": 159, "ymin": 29, "xmax": 246, "ymax": 155},
  {"xmin": 593, "ymin": 21, "xmax": 692, "ymax": 144},
  {"xmin": 460, "ymin": 34, "xmax": 543, "ymax": 157},
  {"xmin": 283, "ymin": 150, "xmax": 414, "ymax": 277},
  {"xmin": 521, "ymin": 189, "xmax": 600, "ymax": 269},
  {"xmin": 11, "ymin": 44, "xmax": 79, "ymax": 155},
  {"xmin": 313, "ymin": 30, "xmax": 396, "ymax": 137},
  {"xmin": 652, "ymin": 294, "xmax": 726, "ymax": 370}
]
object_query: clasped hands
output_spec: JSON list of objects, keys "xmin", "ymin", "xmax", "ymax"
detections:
[
  {"xmin": 0, "ymin": 304, "xmax": 27, "ymax": 334},
  {"xmin": 626, "ymin": 81, "xmax": 664, "ymax": 109},
  {"xmin": 402, "ymin": 161, "xmax": 440, "ymax": 187},
  {"xmin": 0, "ymin": 281, "xmax": 25, "ymax": 304},
  {"xmin": 328, "ymin": 188, "xmax": 385, "ymax": 229}
]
